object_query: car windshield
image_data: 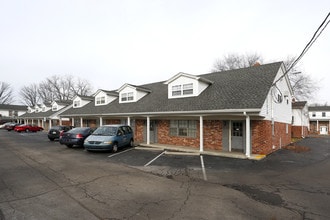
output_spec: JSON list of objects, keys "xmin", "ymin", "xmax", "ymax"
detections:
[{"xmin": 92, "ymin": 126, "xmax": 117, "ymax": 136}]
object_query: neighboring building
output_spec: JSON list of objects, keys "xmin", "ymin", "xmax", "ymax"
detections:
[
  {"xmin": 292, "ymin": 101, "xmax": 309, "ymax": 138},
  {"xmin": 54, "ymin": 62, "xmax": 293, "ymax": 157},
  {"xmin": 309, "ymin": 106, "xmax": 330, "ymax": 135},
  {"xmin": 0, "ymin": 104, "xmax": 27, "ymax": 123},
  {"xmin": 19, "ymin": 101, "xmax": 72, "ymax": 129}
]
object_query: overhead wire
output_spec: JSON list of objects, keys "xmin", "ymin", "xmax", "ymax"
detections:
[{"xmin": 273, "ymin": 12, "xmax": 330, "ymax": 86}]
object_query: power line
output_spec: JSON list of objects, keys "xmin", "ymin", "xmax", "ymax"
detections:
[{"xmin": 273, "ymin": 12, "xmax": 330, "ymax": 86}]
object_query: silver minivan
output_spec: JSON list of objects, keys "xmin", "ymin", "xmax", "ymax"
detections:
[{"xmin": 84, "ymin": 124, "xmax": 134, "ymax": 152}]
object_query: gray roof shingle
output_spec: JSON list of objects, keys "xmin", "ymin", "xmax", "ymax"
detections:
[{"xmin": 60, "ymin": 62, "xmax": 283, "ymax": 117}]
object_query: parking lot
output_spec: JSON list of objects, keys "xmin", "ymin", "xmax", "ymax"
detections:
[{"xmin": 1, "ymin": 129, "xmax": 330, "ymax": 219}]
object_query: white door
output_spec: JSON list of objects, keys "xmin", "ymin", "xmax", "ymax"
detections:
[{"xmin": 320, "ymin": 126, "xmax": 328, "ymax": 135}]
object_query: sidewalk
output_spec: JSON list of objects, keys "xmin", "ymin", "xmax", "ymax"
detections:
[{"xmin": 137, "ymin": 143, "xmax": 266, "ymax": 160}]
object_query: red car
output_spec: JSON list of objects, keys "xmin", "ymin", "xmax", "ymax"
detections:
[{"xmin": 14, "ymin": 124, "xmax": 44, "ymax": 132}]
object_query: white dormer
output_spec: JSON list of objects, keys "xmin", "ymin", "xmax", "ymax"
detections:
[
  {"xmin": 94, "ymin": 89, "xmax": 118, "ymax": 106},
  {"xmin": 40, "ymin": 103, "xmax": 51, "ymax": 112},
  {"xmin": 51, "ymin": 101, "xmax": 70, "ymax": 111},
  {"xmin": 27, "ymin": 106, "xmax": 35, "ymax": 113},
  {"xmin": 72, "ymin": 96, "xmax": 93, "ymax": 108},
  {"xmin": 117, "ymin": 84, "xmax": 151, "ymax": 103},
  {"xmin": 34, "ymin": 104, "xmax": 42, "ymax": 113},
  {"xmin": 164, "ymin": 72, "xmax": 213, "ymax": 99}
]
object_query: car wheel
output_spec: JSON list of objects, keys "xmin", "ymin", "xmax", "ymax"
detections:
[
  {"xmin": 129, "ymin": 139, "xmax": 134, "ymax": 147},
  {"xmin": 112, "ymin": 143, "xmax": 118, "ymax": 153},
  {"xmin": 66, "ymin": 144, "xmax": 73, "ymax": 148},
  {"xmin": 25, "ymin": 129, "xmax": 29, "ymax": 132},
  {"xmin": 49, "ymin": 138, "xmax": 55, "ymax": 141}
]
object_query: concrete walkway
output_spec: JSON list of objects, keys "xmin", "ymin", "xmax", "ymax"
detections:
[{"xmin": 137, "ymin": 143, "xmax": 266, "ymax": 160}]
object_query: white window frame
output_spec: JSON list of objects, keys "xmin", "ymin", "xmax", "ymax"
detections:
[
  {"xmin": 121, "ymin": 92, "xmax": 134, "ymax": 102},
  {"xmin": 73, "ymin": 100, "xmax": 80, "ymax": 108},
  {"xmin": 171, "ymin": 83, "xmax": 194, "ymax": 97},
  {"xmin": 96, "ymin": 96, "xmax": 106, "ymax": 105}
]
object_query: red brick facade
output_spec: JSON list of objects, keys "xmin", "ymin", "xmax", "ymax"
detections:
[
  {"xmin": 309, "ymin": 121, "xmax": 329, "ymax": 135},
  {"xmin": 157, "ymin": 120, "xmax": 200, "ymax": 148},
  {"xmin": 134, "ymin": 119, "xmax": 291, "ymax": 155},
  {"xmin": 291, "ymin": 125, "xmax": 309, "ymax": 138},
  {"xmin": 251, "ymin": 120, "xmax": 291, "ymax": 155}
]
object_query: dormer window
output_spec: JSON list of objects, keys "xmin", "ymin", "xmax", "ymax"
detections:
[
  {"xmin": 172, "ymin": 83, "xmax": 194, "ymax": 97},
  {"xmin": 165, "ymin": 72, "xmax": 213, "ymax": 99},
  {"xmin": 121, "ymin": 92, "xmax": 134, "ymax": 102},
  {"xmin": 73, "ymin": 100, "xmax": 80, "ymax": 108},
  {"xmin": 96, "ymin": 96, "xmax": 106, "ymax": 105}
]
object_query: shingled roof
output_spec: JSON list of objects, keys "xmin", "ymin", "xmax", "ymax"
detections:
[{"xmin": 60, "ymin": 62, "xmax": 284, "ymax": 117}]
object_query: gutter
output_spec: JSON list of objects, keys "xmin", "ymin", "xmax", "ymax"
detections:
[{"xmin": 59, "ymin": 108, "xmax": 262, "ymax": 117}]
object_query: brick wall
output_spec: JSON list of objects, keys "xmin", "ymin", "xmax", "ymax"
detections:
[
  {"xmin": 292, "ymin": 126, "xmax": 309, "ymax": 138},
  {"xmin": 203, "ymin": 120, "xmax": 222, "ymax": 150},
  {"xmin": 157, "ymin": 120, "xmax": 200, "ymax": 148},
  {"xmin": 309, "ymin": 121, "xmax": 329, "ymax": 135},
  {"xmin": 104, "ymin": 119, "xmax": 121, "ymax": 125},
  {"xmin": 252, "ymin": 120, "xmax": 291, "ymax": 155},
  {"xmin": 135, "ymin": 119, "xmax": 145, "ymax": 143}
]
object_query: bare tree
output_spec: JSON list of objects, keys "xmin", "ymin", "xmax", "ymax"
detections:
[
  {"xmin": 0, "ymin": 82, "xmax": 14, "ymax": 104},
  {"xmin": 283, "ymin": 56, "xmax": 319, "ymax": 101},
  {"xmin": 20, "ymin": 74, "xmax": 92, "ymax": 105},
  {"xmin": 19, "ymin": 83, "xmax": 40, "ymax": 106},
  {"xmin": 212, "ymin": 53, "xmax": 263, "ymax": 72}
]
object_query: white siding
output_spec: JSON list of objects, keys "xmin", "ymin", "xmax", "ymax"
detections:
[
  {"xmin": 309, "ymin": 111, "xmax": 330, "ymax": 120},
  {"xmin": 260, "ymin": 68, "xmax": 293, "ymax": 124},
  {"xmin": 167, "ymin": 75, "xmax": 209, "ymax": 99},
  {"xmin": 95, "ymin": 91, "xmax": 117, "ymax": 105},
  {"xmin": 292, "ymin": 106, "xmax": 309, "ymax": 126}
]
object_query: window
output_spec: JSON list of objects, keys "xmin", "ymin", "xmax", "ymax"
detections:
[
  {"xmin": 73, "ymin": 100, "xmax": 80, "ymax": 107},
  {"xmin": 170, "ymin": 120, "xmax": 196, "ymax": 137},
  {"xmin": 322, "ymin": 112, "xmax": 326, "ymax": 117},
  {"xmin": 96, "ymin": 96, "xmax": 106, "ymax": 105},
  {"xmin": 171, "ymin": 83, "xmax": 194, "ymax": 97},
  {"xmin": 121, "ymin": 92, "xmax": 134, "ymax": 102},
  {"xmin": 52, "ymin": 105, "xmax": 58, "ymax": 111},
  {"xmin": 312, "ymin": 112, "xmax": 316, "ymax": 117},
  {"xmin": 172, "ymin": 85, "xmax": 182, "ymax": 96},
  {"xmin": 232, "ymin": 122, "xmax": 243, "ymax": 137},
  {"xmin": 183, "ymin": 83, "xmax": 193, "ymax": 95}
]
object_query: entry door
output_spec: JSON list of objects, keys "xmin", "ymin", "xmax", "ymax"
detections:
[
  {"xmin": 143, "ymin": 120, "xmax": 157, "ymax": 143},
  {"xmin": 231, "ymin": 121, "xmax": 244, "ymax": 151},
  {"xmin": 320, "ymin": 126, "xmax": 328, "ymax": 135}
]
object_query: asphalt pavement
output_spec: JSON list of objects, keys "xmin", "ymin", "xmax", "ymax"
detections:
[{"xmin": 0, "ymin": 129, "xmax": 329, "ymax": 219}]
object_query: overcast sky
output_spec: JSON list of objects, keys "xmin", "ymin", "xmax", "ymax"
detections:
[{"xmin": 1, "ymin": 0, "xmax": 329, "ymax": 105}]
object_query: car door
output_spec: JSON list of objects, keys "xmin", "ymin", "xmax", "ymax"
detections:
[{"xmin": 117, "ymin": 127, "xmax": 126, "ymax": 147}]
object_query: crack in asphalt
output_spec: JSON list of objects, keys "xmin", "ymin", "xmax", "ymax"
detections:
[{"xmin": 7, "ymin": 147, "xmax": 104, "ymax": 220}]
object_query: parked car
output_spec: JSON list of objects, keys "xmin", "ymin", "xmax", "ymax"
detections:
[
  {"xmin": 14, "ymin": 124, "xmax": 44, "ymax": 132},
  {"xmin": 59, "ymin": 127, "xmax": 94, "ymax": 148},
  {"xmin": 48, "ymin": 125, "xmax": 72, "ymax": 141},
  {"xmin": 5, "ymin": 123, "xmax": 22, "ymax": 131},
  {"xmin": 0, "ymin": 122, "xmax": 13, "ymax": 129},
  {"xmin": 84, "ymin": 125, "xmax": 134, "ymax": 152}
]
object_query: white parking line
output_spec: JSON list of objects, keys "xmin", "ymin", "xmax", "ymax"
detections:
[
  {"xmin": 144, "ymin": 151, "xmax": 166, "ymax": 167},
  {"xmin": 108, "ymin": 148, "xmax": 135, "ymax": 158},
  {"xmin": 200, "ymin": 155, "xmax": 208, "ymax": 181}
]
